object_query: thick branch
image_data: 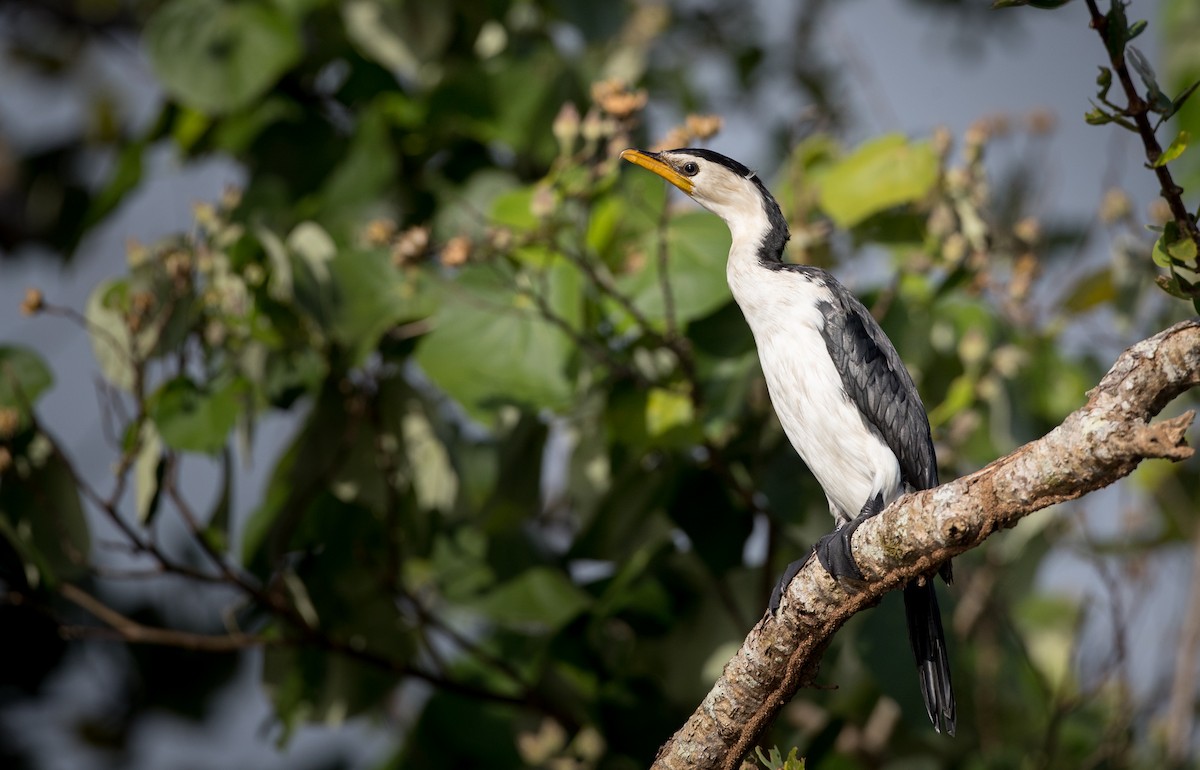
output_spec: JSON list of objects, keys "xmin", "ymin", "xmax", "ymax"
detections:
[{"xmin": 652, "ymin": 320, "xmax": 1200, "ymax": 770}]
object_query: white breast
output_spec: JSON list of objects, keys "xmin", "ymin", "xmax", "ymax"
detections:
[{"xmin": 727, "ymin": 258, "xmax": 902, "ymax": 524}]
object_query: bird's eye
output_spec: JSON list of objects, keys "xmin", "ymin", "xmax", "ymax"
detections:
[{"xmin": 681, "ymin": 162, "xmax": 700, "ymax": 176}]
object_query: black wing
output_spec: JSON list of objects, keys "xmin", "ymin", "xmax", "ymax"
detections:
[{"xmin": 813, "ymin": 273, "xmax": 938, "ymax": 490}]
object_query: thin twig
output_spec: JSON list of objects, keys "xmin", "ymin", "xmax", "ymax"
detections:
[
  {"xmin": 1083, "ymin": 0, "xmax": 1199, "ymax": 245},
  {"xmin": 60, "ymin": 583, "xmax": 256, "ymax": 652}
]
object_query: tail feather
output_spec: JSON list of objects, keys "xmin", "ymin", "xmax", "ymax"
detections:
[{"xmin": 902, "ymin": 579, "xmax": 956, "ymax": 735}]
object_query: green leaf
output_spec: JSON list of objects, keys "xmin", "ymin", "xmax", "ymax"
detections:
[
  {"xmin": 414, "ymin": 261, "xmax": 580, "ymax": 421},
  {"xmin": 1153, "ymin": 222, "xmax": 1199, "ymax": 269},
  {"xmin": 341, "ymin": 0, "xmax": 452, "ymax": 84},
  {"xmin": 645, "ymin": 388, "xmax": 695, "ymax": 439},
  {"xmin": 470, "ymin": 567, "xmax": 591, "ymax": 630},
  {"xmin": 1156, "ymin": 273, "xmax": 1191, "ymax": 299},
  {"xmin": 1063, "ymin": 269, "xmax": 1116, "ymax": 313},
  {"xmin": 1096, "ymin": 67, "xmax": 1113, "ymax": 101},
  {"xmin": 1153, "ymin": 130, "xmax": 1191, "ymax": 167},
  {"xmin": 615, "ymin": 212, "xmax": 732, "ymax": 329},
  {"xmin": 263, "ymin": 645, "xmax": 399, "ymax": 734},
  {"xmin": 149, "ymin": 377, "xmax": 244, "ymax": 454},
  {"xmin": 85, "ymin": 278, "xmax": 139, "ymax": 391},
  {"xmin": 0, "ymin": 446, "xmax": 90, "ymax": 586},
  {"xmin": 1014, "ymin": 594, "xmax": 1081, "ymax": 692},
  {"xmin": 242, "ymin": 382, "xmax": 349, "ymax": 571},
  {"xmin": 133, "ymin": 420, "xmax": 166, "ymax": 524},
  {"xmin": 325, "ymin": 250, "xmax": 436, "ymax": 362},
  {"xmin": 204, "ymin": 449, "xmax": 233, "ymax": 552},
  {"xmin": 434, "ymin": 170, "xmax": 518, "ymax": 241},
  {"xmin": 1086, "ymin": 101, "xmax": 1137, "ymax": 131},
  {"xmin": 814, "ymin": 134, "xmax": 938, "ymax": 228},
  {"xmin": 82, "ymin": 142, "xmax": 144, "ymax": 232},
  {"xmin": 1172, "ymin": 80, "xmax": 1200, "ymax": 119},
  {"xmin": 490, "ymin": 186, "xmax": 539, "ymax": 232},
  {"xmin": 315, "ymin": 104, "xmax": 396, "ymax": 225},
  {"xmin": 1127, "ymin": 19, "xmax": 1148, "ymax": 42},
  {"xmin": 1128, "ymin": 46, "xmax": 1163, "ymax": 103},
  {"xmin": 144, "ymin": 0, "xmax": 301, "ymax": 114},
  {"xmin": 1106, "ymin": 0, "xmax": 1129, "ymax": 61},
  {"xmin": 0, "ymin": 346, "xmax": 53, "ymax": 432}
]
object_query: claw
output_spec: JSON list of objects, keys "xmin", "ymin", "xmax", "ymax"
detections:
[
  {"xmin": 814, "ymin": 493, "xmax": 886, "ymax": 582},
  {"xmin": 769, "ymin": 493, "xmax": 888, "ymax": 613}
]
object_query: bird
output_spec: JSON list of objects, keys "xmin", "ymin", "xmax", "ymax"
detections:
[{"xmin": 621, "ymin": 146, "xmax": 955, "ymax": 735}]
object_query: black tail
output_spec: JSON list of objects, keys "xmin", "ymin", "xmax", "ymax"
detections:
[{"xmin": 902, "ymin": 579, "xmax": 956, "ymax": 735}]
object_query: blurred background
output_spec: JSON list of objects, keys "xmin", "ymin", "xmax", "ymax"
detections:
[{"xmin": 1, "ymin": 0, "xmax": 1199, "ymax": 768}]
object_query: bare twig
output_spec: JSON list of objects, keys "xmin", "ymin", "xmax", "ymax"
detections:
[{"xmin": 60, "ymin": 583, "xmax": 257, "ymax": 652}]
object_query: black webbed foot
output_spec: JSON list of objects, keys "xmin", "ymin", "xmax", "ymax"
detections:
[{"xmin": 814, "ymin": 493, "xmax": 886, "ymax": 582}]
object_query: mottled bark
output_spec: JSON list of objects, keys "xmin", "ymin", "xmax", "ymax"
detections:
[{"xmin": 652, "ymin": 320, "xmax": 1200, "ymax": 770}]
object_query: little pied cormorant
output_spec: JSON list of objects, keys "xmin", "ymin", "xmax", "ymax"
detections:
[{"xmin": 621, "ymin": 147, "xmax": 955, "ymax": 736}]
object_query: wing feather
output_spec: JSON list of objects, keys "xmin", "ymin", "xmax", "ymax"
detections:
[{"xmin": 815, "ymin": 280, "xmax": 938, "ymax": 491}]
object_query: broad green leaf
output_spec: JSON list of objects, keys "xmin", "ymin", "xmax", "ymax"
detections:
[
  {"xmin": 255, "ymin": 225, "xmax": 294, "ymax": 302},
  {"xmin": 615, "ymin": 212, "xmax": 732, "ymax": 329},
  {"xmin": 149, "ymin": 377, "xmax": 244, "ymax": 454},
  {"xmin": 927, "ymin": 373, "xmax": 976, "ymax": 428},
  {"xmin": 814, "ymin": 134, "xmax": 938, "ymax": 228},
  {"xmin": 288, "ymin": 221, "xmax": 337, "ymax": 284},
  {"xmin": 144, "ymin": 0, "xmax": 301, "ymax": 114},
  {"xmin": 415, "ymin": 261, "xmax": 580, "ymax": 421},
  {"xmin": 85, "ymin": 278, "xmax": 140, "ymax": 390},
  {"xmin": 0, "ymin": 346, "xmax": 53, "ymax": 432},
  {"xmin": 402, "ymin": 407, "xmax": 457, "ymax": 513},
  {"xmin": 315, "ymin": 105, "xmax": 396, "ymax": 225},
  {"xmin": 1013, "ymin": 594, "xmax": 1081, "ymax": 692},
  {"xmin": 341, "ymin": 0, "xmax": 452, "ymax": 84},
  {"xmin": 434, "ymin": 169, "xmax": 518, "ymax": 241},
  {"xmin": 326, "ymin": 250, "xmax": 438, "ymax": 362},
  {"xmin": 470, "ymin": 567, "xmax": 591, "ymax": 630},
  {"xmin": 0, "ymin": 446, "xmax": 90, "ymax": 586},
  {"xmin": 490, "ymin": 186, "xmax": 539, "ymax": 232},
  {"xmin": 1153, "ymin": 130, "xmax": 1191, "ymax": 167},
  {"xmin": 644, "ymin": 388, "xmax": 695, "ymax": 439}
]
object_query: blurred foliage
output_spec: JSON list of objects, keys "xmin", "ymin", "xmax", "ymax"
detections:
[{"xmin": 1, "ymin": 0, "xmax": 1199, "ymax": 769}]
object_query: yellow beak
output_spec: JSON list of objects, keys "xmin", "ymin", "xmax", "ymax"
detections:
[{"xmin": 619, "ymin": 149, "xmax": 694, "ymax": 195}]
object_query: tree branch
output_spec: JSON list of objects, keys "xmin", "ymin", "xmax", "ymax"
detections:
[
  {"xmin": 1083, "ymin": 0, "xmax": 1200, "ymax": 246},
  {"xmin": 651, "ymin": 320, "xmax": 1200, "ymax": 770}
]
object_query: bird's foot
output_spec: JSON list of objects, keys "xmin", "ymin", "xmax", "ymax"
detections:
[
  {"xmin": 815, "ymin": 493, "xmax": 885, "ymax": 582},
  {"xmin": 768, "ymin": 494, "xmax": 887, "ymax": 614}
]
